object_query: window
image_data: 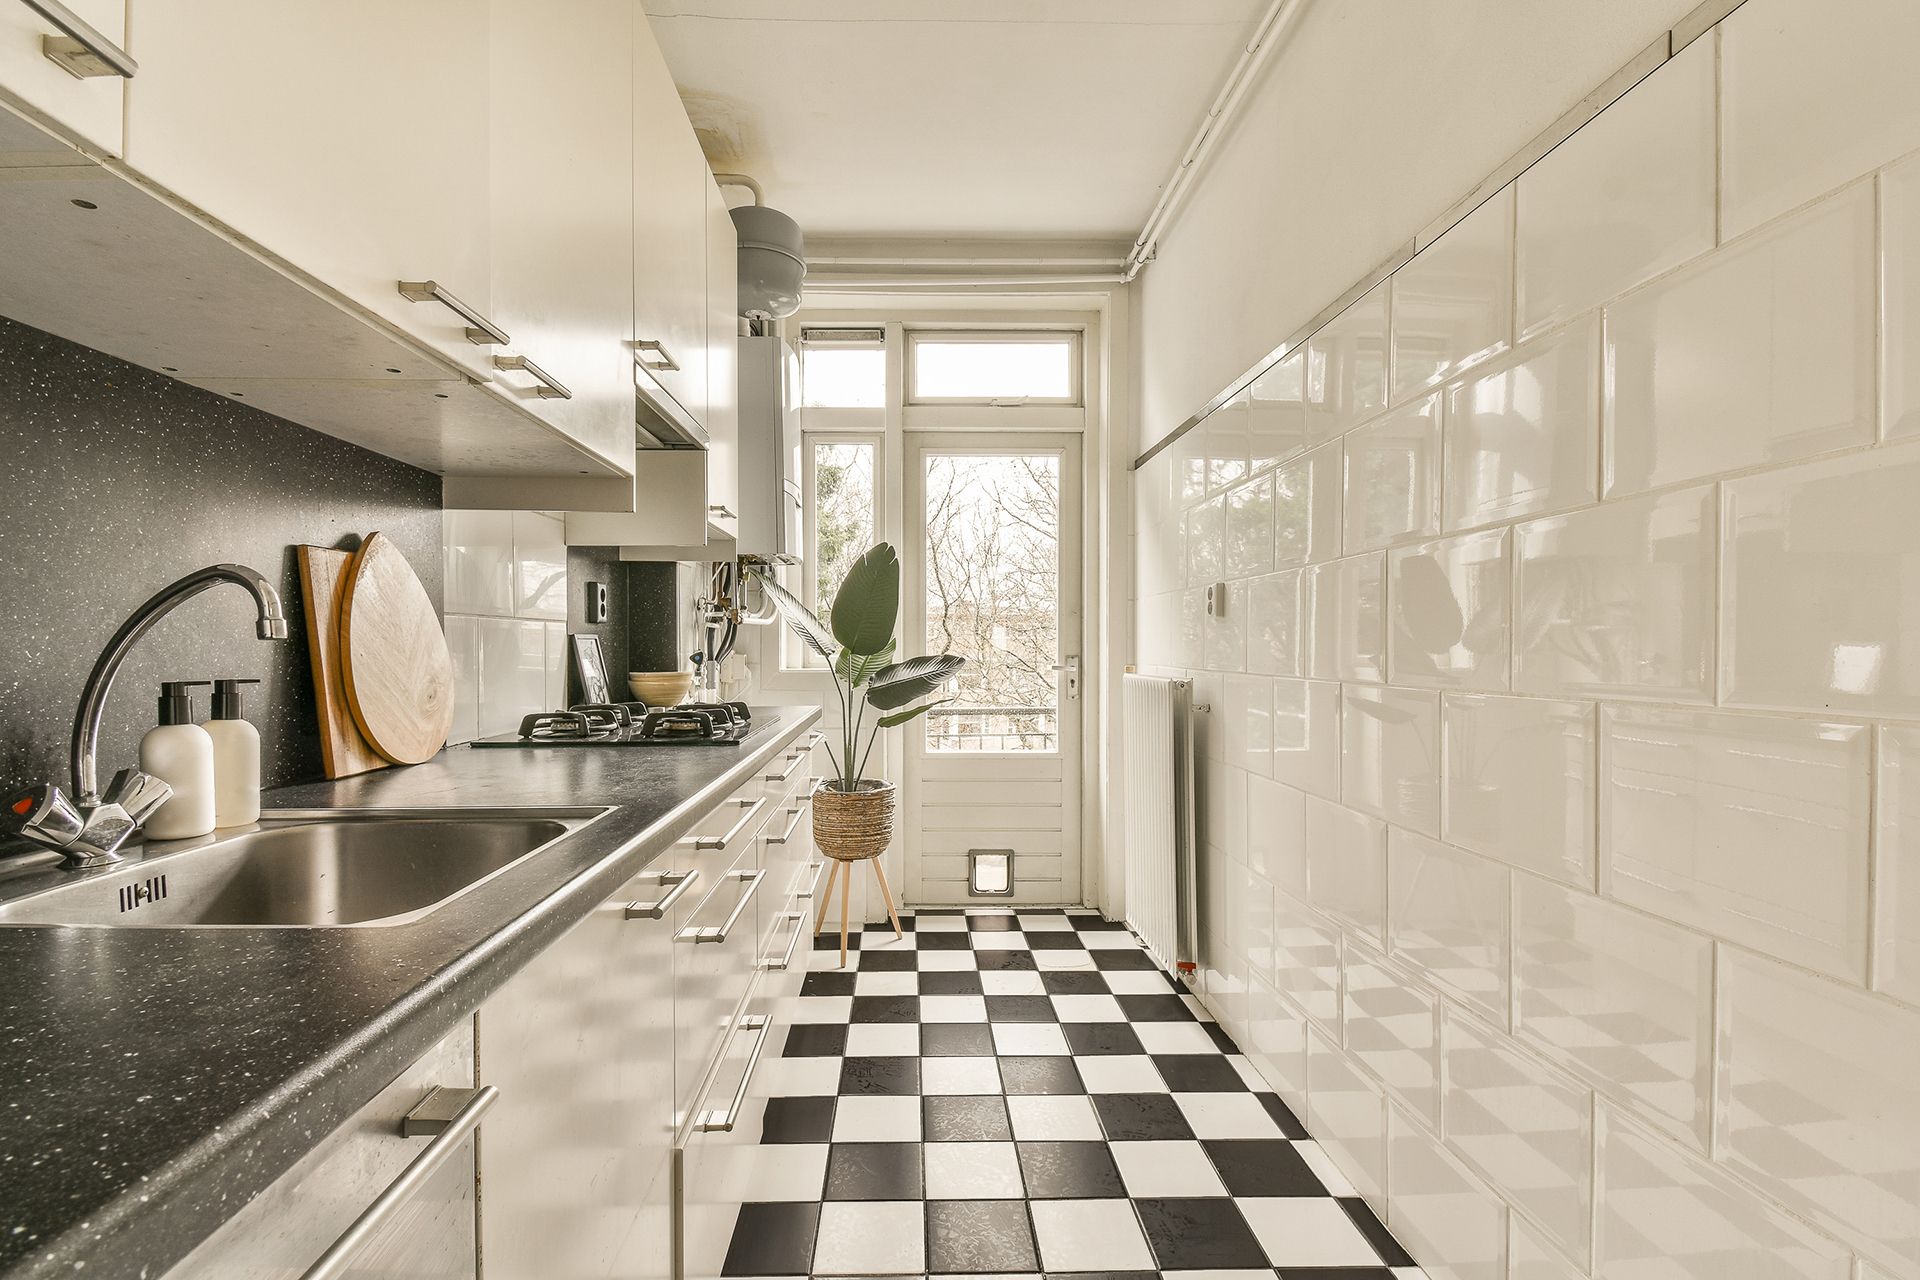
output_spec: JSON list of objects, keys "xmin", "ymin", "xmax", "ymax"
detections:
[
  {"xmin": 800, "ymin": 330, "xmax": 885, "ymax": 408},
  {"xmin": 793, "ymin": 435, "xmax": 880, "ymax": 668},
  {"xmin": 907, "ymin": 330, "xmax": 1081, "ymax": 405}
]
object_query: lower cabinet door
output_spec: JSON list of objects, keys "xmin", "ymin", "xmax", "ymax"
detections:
[
  {"xmin": 673, "ymin": 843, "xmax": 769, "ymax": 1126},
  {"xmin": 163, "ymin": 1022, "xmax": 479, "ymax": 1280},
  {"xmin": 674, "ymin": 990, "xmax": 784, "ymax": 1280},
  {"xmin": 478, "ymin": 867, "xmax": 676, "ymax": 1280}
]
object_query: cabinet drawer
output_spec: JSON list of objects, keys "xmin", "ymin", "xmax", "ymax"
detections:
[
  {"xmin": 675, "ymin": 993, "xmax": 785, "ymax": 1280},
  {"xmin": 164, "ymin": 1022, "xmax": 478, "ymax": 1280},
  {"xmin": 673, "ymin": 845, "xmax": 767, "ymax": 1126},
  {"xmin": 685, "ymin": 779, "xmax": 776, "ymax": 849}
]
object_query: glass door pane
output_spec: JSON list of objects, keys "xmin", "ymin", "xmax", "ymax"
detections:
[{"xmin": 922, "ymin": 451, "xmax": 1062, "ymax": 752}]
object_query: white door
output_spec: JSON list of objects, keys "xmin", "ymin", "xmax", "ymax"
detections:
[{"xmin": 904, "ymin": 432, "xmax": 1083, "ymax": 906}]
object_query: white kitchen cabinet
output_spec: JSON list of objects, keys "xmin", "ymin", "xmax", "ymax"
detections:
[
  {"xmin": 122, "ymin": 0, "xmax": 497, "ymax": 381},
  {"xmin": 632, "ymin": 9, "xmax": 711, "ymax": 430},
  {"xmin": 478, "ymin": 857, "xmax": 677, "ymax": 1280},
  {"xmin": 485, "ymin": 0, "xmax": 636, "ymax": 474},
  {"xmin": 0, "ymin": 0, "xmax": 126, "ymax": 157},
  {"xmin": 703, "ymin": 175, "xmax": 741, "ymax": 539}
]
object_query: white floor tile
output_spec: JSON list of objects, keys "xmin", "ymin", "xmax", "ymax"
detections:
[
  {"xmin": 703, "ymin": 1142, "xmax": 829, "ymax": 1202},
  {"xmin": 1034, "ymin": 950, "xmax": 1098, "ymax": 971},
  {"xmin": 814, "ymin": 1200, "xmax": 927, "ymax": 1274},
  {"xmin": 993, "ymin": 1023, "xmax": 1071, "ymax": 1056},
  {"xmin": 1007, "ymin": 1094, "xmax": 1105, "ymax": 1140},
  {"xmin": 786, "ymin": 996, "xmax": 853, "ymax": 1024},
  {"xmin": 922, "ymin": 1056, "xmax": 1004, "ymax": 1095},
  {"xmin": 1030, "ymin": 1199, "xmax": 1156, "ymax": 1271},
  {"xmin": 972, "ymin": 932, "xmax": 1028, "ymax": 950},
  {"xmin": 1074, "ymin": 1055, "xmax": 1169, "ymax": 1094},
  {"xmin": 1110, "ymin": 1139, "xmax": 1230, "ymax": 1197},
  {"xmin": 1237, "ymin": 1197, "xmax": 1382, "ymax": 1267},
  {"xmin": 1161, "ymin": 1272, "xmax": 1277, "ymax": 1280},
  {"xmin": 915, "ymin": 915, "xmax": 970, "ymax": 932},
  {"xmin": 757, "ymin": 1056, "xmax": 841, "ymax": 1097},
  {"xmin": 1226, "ymin": 1055, "xmax": 1266, "ymax": 1090},
  {"xmin": 832, "ymin": 1094, "xmax": 923, "ymax": 1143},
  {"xmin": 921, "ymin": 995, "xmax": 990, "ymax": 1023},
  {"xmin": 845, "ymin": 1024, "xmax": 920, "ymax": 1056},
  {"xmin": 1052, "ymin": 994, "xmax": 1127, "ymax": 1022},
  {"xmin": 1082, "ymin": 932, "xmax": 1143, "ymax": 950},
  {"xmin": 919, "ymin": 950, "xmax": 979, "ymax": 971},
  {"xmin": 1021, "ymin": 914, "xmax": 1077, "ymax": 931},
  {"xmin": 981, "ymin": 970, "xmax": 1047, "ymax": 995},
  {"xmin": 923, "ymin": 1140, "xmax": 1025, "ymax": 1199},
  {"xmin": 1135, "ymin": 1022, "xmax": 1224, "ymax": 1054},
  {"xmin": 1294, "ymin": 1140, "xmax": 1357, "ymax": 1195},
  {"xmin": 1103, "ymin": 969, "xmax": 1177, "ymax": 994},
  {"xmin": 1174, "ymin": 1092, "xmax": 1285, "ymax": 1139},
  {"xmin": 854, "ymin": 970, "xmax": 919, "ymax": 997}
]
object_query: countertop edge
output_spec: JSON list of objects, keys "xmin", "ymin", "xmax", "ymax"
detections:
[{"xmin": 17, "ymin": 708, "xmax": 822, "ymax": 1280}]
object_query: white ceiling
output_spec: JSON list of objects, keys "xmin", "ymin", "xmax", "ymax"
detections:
[{"xmin": 642, "ymin": 0, "xmax": 1266, "ymax": 242}]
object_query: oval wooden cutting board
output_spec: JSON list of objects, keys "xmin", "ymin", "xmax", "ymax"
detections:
[{"xmin": 339, "ymin": 531, "xmax": 455, "ymax": 765}]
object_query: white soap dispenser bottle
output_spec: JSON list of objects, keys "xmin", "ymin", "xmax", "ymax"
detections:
[
  {"xmin": 205, "ymin": 677, "xmax": 262, "ymax": 828},
  {"xmin": 140, "ymin": 681, "xmax": 216, "ymax": 840}
]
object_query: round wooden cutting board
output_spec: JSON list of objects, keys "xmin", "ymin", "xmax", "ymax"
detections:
[{"xmin": 339, "ymin": 531, "xmax": 456, "ymax": 765}]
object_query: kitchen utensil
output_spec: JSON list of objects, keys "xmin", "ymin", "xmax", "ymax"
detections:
[
  {"xmin": 338, "ymin": 532, "xmax": 454, "ymax": 765},
  {"xmin": 297, "ymin": 544, "xmax": 391, "ymax": 779}
]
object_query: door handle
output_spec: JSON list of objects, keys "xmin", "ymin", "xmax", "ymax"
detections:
[
  {"xmin": 765, "ymin": 749, "xmax": 807, "ymax": 783},
  {"xmin": 687, "ymin": 796, "xmax": 768, "ymax": 851},
  {"xmin": 763, "ymin": 910, "xmax": 807, "ymax": 971},
  {"xmin": 764, "ymin": 803, "xmax": 808, "ymax": 846},
  {"xmin": 678, "ymin": 868, "xmax": 766, "ymax": 944},
  {"xmin": 397, "ymin": 280, "xmax": 510, "ymax": 346},
  {"xmin": 623, "ymin": 868, "xmax": 700, "ymax": 920},
  {"xmin": 1050, "ymin": 655, "xmax": 1081, "ymax": 700},
  {"xmin": 23, "ymin": 0, "xmax": 136, "ymax": 78},
  {"xmin": 795, "ymin": 859, "xmax": 826, "ymax": 900},
  {"xmin": 492, "ymin": 353, "xmax": 573, "ymax": 400},
  {"xmin": 694, "ymin": 1015, "xmax": 770, "ymax": 1132},
  {"xmin": 633, "ymin": 339, "xmax": 680, "ymax": 372}
]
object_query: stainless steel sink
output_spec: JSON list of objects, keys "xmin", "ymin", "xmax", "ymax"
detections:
[{"xmin": 0, "ymin": 808, "xmax": 608, "ymax": 928}]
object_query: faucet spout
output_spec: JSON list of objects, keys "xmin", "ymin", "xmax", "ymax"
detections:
[{"xmin": 70, "ymin": 564, "xmax": 291, "ymax": 804}]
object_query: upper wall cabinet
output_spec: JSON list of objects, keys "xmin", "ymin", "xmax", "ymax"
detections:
[
  {"xmin": 0, "ymin": 0, "xmax": 126, "ymax": 156},
  {"xmin": 631, "ymin": 15, "xmax": 712, "ymax": 430},
  {"xmin": 704, "ymin": 174, "xmax": 740, "ymax": 537}
]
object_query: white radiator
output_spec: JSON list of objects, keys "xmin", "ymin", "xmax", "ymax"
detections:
[{"xmin": 1122, "ymin": 673, "xmax": 1197, "ymax": 974}]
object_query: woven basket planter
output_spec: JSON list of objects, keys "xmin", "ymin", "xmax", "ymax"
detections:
[{"xmin": 812, "ymin": 780, "xmax": 895, "ymax": 862}]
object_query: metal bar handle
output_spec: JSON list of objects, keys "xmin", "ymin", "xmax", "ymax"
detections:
[
  {"xmin": 24, "ymin": 0, "xmax": 136, "ymax": 78},
  {"xmin": 624, "ymin": 868, "xmax": 699, "ymax": 920},
  {"xmin": 765, "ymin": 748, "xmax": 807, "ymax": 784},
  {"xmin": 689, "ymin": 796, "xmax": 768, "ymax": 851},
  {"xmin": 396, "ymin": 280, "xmax": 509, "ymax": 346},
  {"xmin": 694, "ymin": 1016, "xmax": 770, "ymax": 1132},
  {"xmin": 764, "ymin": 911, "xmax": 807, "ymax": 971},
  {"xmin": 679, "ymin": 868, "xmax": 766, "ymax": 944},
  {"xmin": 764, "ymin": 803, "xmax": 808, "ymax": 846},
  {"xmin": 633, "ymin": 339, "xmax": 680, "ymax": 372},
  {"xmin": 299, "ymin": 1084, "xmax": 498, "ymax": 1280},
  {"xmin": 796, "ymin": 859, "xmax": 826, "ymax": 900},
  {"xmin": 492, "ymin": 353, "xmax": 573, "ymax": 400}
]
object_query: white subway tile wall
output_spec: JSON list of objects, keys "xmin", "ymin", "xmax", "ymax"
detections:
[
  {"xmin": 1129, "ymin": 10, "xmax": 1920, "ymax": 1273},
  {"xmin": 443, "ymin": 510, "xmax": 570, "ymax": 741}
]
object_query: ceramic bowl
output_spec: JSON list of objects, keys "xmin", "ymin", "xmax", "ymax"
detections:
[{"xmin": 628, "ymin": 671, "xmax": 693, "ymax": 706}]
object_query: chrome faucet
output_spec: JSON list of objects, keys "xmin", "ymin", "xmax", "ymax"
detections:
[{"xmin": 3, "ymin": 564, "xmax": 290, "ymax": 866}]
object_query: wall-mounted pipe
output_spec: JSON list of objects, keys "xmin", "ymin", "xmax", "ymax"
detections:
[{"xmin": 713, "ymin": 173, "xmax": 764, "ymax": 206}]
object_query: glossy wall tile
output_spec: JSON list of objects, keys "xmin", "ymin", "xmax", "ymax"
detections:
[
  {"xmin": 1442, "ymin": 693, "xmax": 1595, "ymax": 889},
  {"xmin": 1388, "ymin": 527, "xmax": 1510, "ymax": 690},
  {"xmin": 1343, "ymin": 938, "xmax": 1440, "ymax": 1126},
  {"xmin": 1343, "ymin": 393, "xmax": 1442, "ymax": 553},
  {"xmin": 1304, "ymin": 283, "xmax": 1389, "ymax": 446},
  {"xmin": 1386, "ymin": 828, "xmax": 1509, "ymax": 1026},
  {"xmin": 1386, "ymin": 1104, "xmax": 1508, "ymax": 1280},
  {"xmin": 1876, "ymin": 725, "xmax": 1920, "ymax": 1006},
  {"xmin": 1391, "ymin": 188, "xmax": 1512, "ymax": 401}
]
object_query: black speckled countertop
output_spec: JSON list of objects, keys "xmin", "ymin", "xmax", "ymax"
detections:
[{"xmin": 0, "ymin": 706, "xmax": 819, "ymax": 1280}]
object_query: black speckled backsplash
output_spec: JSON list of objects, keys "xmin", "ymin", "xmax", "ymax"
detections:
[{"xmin": 0, "ymin": 316, "xmax": 442, "ymax": 800}]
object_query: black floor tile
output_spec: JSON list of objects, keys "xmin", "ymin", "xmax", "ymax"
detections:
[
  {"xmin": 857, "ymin": 948, "xmax": 918, "ymax": 972},
  {"xmin": 916, "ymin": 931, "xmax": 973, "ymax": 950},
  {"xmin": 781, "ymin": 1024, "xmax": 849, "ymax": 1058},
  {"xmin": 800, "ymin": 971, "xmax": 857, "ymax": 998},
  {"xmin": 922, "ymin": 1023, "xmax": 996, "ymax": 1057},
  {"xmin": 1026, "ymin": 933, "xmax": 1092, "ymax": 951},
  {"xmin": 1277, "ymin": 1270, "xmax": 1395, "ymax": 1280},
  {"xmin": 721, "ymin": 1201, "xmax": 818, "ymax": 1275},
  {"xmin": 813, "ymin": 932, "xmax": 861, "ymax": 951},
  {"xmin": 1135, "ymin": 1198, "xmax": 1268, "ymax": 1270},
  {"xmin": 1092, "ymin": 949, "xmax": 1160, "ymax": 971},
  {"xmin": 975, "ymin": 949, "xmax": 1040, "ymax": 971},
  {"xmin": 759, "ymin": 1095, "xmax": 836, "ymax": 1144},
  {"xmin": 1341, "ymin": 1197, "xmax": 1414, "ymax": 1266},
  {"xmin": 1116, "ymin": 994, "xmax": 1196, "ymax": 1022},
  {"xmin": 825, "ymin": 1142, "xmax": 923, "ymax": 1200},
  {"xmin": 1203, "ymin": 1139, "xmax": 1326, "ymax": 1196},
  {"xmin": 1072, "ymin": 916, "xmax": 1129, "ymax": 931},
  {"xmin": 865, "ymin": 916, "xmax": 915, "ymax": 931},
  {"xmin": 851, "ymin": 995, "xmax": 921, "ymax": 1023},
  {"xmin": 839, "ymin": 1056, "xmax": 921, "ymax": 1096},
  {"xmin": 1042, "ymin": 1273, "xmax": 1160, "ymax": 1280},
  {"xmin": 1092, "ymin": 1093, "xmax": 1195, "ymax": 1141},
  {"xmin": 986, "ymin": 995, "xmax": 1057, "ymax": 1022},
  {"xmin": 920, "ymin": 970, "xmax": 986, "ymax": 995},
  {"xmin": 999, "ymin": 1056, "xmax": 1085, "ymax": 1095},
  {"xmin": 924, "ymin": 1094, "xmax": 1013, "ymax": 1142},
  {"xmin": 1152, "ymin": 1054, "xmax": 1248, "ymax": 1092},
  {"xmin": 968, "ymin": 913, "xmax": 1021, "ymax": 931},
  {"xmin": 1258, "ymin": 1091, "xmax": 1310, "ymax": 1139},
  {"xmin": 1016, "ymin": 1141, "xmax": 1126, "ymax": 1198},
  {"xmin": 1040, "ymin": 971, "xmax": 1112, "ymax": 996},
  {"xmin": 1064, "ymin": 1022, "xmax": 1145, "ymax": 1056},
  {"xmin": 926, "ymin": 1198, "xmax": 1039, "ymax": 1273},
  {"xmin": 1203, "ymin": 1021, "xmax": 1239, "ymax": 1052}
]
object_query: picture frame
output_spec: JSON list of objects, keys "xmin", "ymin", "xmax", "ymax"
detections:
[{"xmin": 570, "ymin": 633, "xmax": 611, "ymax": 706}]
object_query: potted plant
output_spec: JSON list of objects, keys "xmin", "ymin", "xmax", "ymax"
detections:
[{"xmin": 752, "ymin": 542, "xmax": 963, "ymax": 863}]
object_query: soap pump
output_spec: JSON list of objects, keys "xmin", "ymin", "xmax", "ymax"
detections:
[
  {"xmin": 206, "ymin": 678, "xmax": 262, "ymax": 828},
  {"xmin": 139, "ymin": 681, "xmax": 215, "ymax": 840}
]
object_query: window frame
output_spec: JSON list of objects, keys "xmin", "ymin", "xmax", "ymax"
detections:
[
  {"xmin": 788, "ymin": 429, "xmax": 885, "ymax": 671},
  {"xmin": 798, "ymin": 328, "xmax": 887, "ymax": 409},
  {"xmin": 904, "ymin": 328, "xmax": 1084, "ymax": 407}
]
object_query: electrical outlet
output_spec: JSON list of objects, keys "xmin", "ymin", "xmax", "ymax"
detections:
[
  {"xmin": 585, "ymin": 580, "xmax": 608, "ymax": 624},
  {"xmin": 1205, "ymin": 581, "xmax": 1228, "ymax": 617}
]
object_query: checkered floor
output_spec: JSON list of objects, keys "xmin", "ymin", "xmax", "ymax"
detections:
[{"xmin": 720, "ymin": 907, "xmax": 1426, "ymax": 1279}]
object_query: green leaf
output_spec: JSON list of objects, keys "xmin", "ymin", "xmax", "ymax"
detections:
[
  {"xmin": 834, "ymin": 639, "xmax": 896, "ymax": 686},
  {"xmin": 876, "ymin": 696, "xmax": 954, "ymax": 729},
  {"xmin": 752, "ymin": 569, "xmax": 836, "ymax": 660},
  {"xmin": 866, "ymin": 653, "xmax": 966, "ymax": 711},
  {"xmin": 829, "ymin": 543, "xmax": 900, "ymax": 657}
]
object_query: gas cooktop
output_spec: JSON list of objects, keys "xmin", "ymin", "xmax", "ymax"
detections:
[{"xmin": 470, "ymin": 701, "xmax": 775, "ymax": 748}]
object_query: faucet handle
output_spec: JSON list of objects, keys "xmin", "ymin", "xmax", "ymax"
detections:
[
  {"xmin": 2, "ymin": 784, "xmax": 85, "ymax": 850},
  {"xmin": 104, "ymin": 768, "xmax": 172, "ymax": 825}
]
